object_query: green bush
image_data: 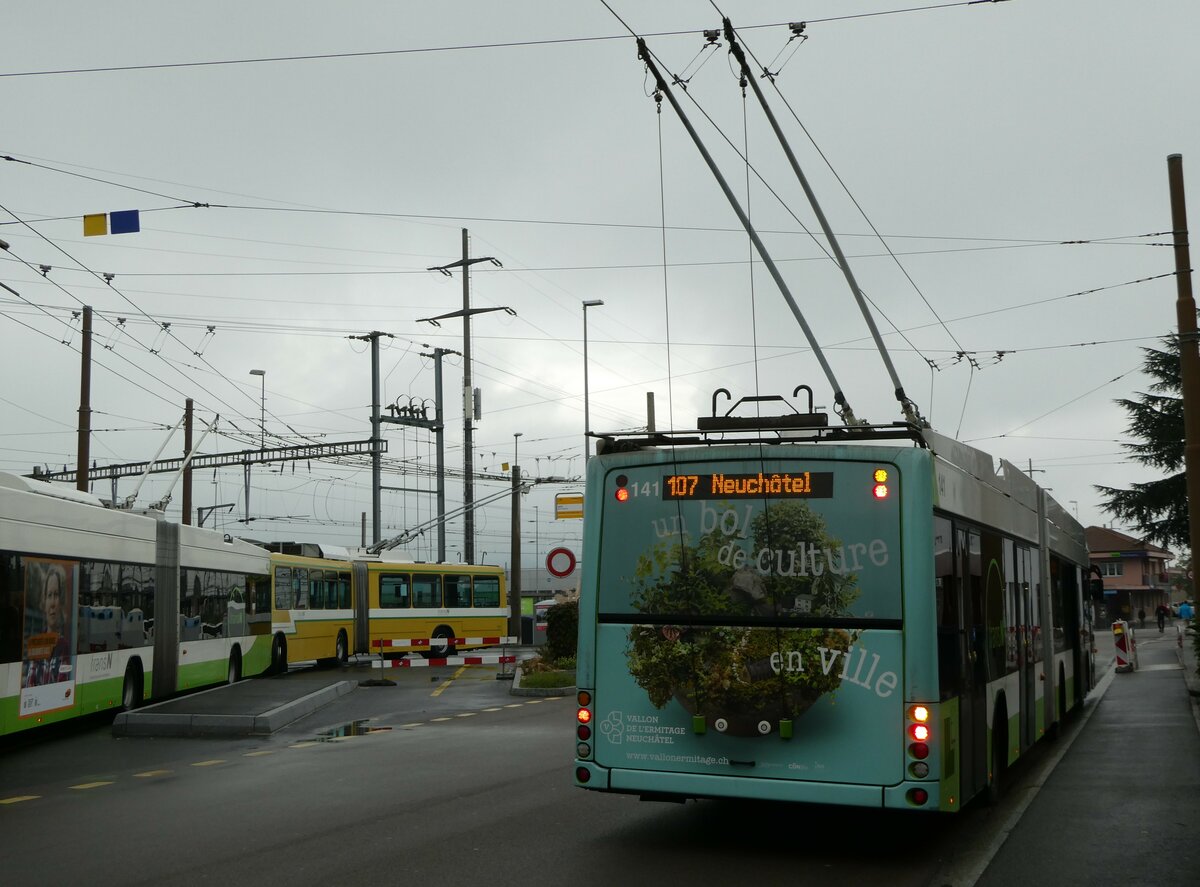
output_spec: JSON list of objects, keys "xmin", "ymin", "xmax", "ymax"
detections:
[{"xmin": 545, "ymin": 600, "xmax": 578, "ymax": 663}]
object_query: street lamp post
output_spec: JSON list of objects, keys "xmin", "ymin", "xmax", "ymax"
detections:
[
  {"xmin": 582, "ymin": 300, "xmax": 604, "ymax": 464},
  {"xmin": 249, "ymin": 369, "xmax": 266, "ymax": 449}
]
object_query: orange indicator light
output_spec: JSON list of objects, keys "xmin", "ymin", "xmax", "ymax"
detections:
[
  {"xmin": 577, "ymin": 708, "xmax": 592, "ymax": 724},
  {"xmin": 615, "ymin": 488, "xmax": 630, "ymax": 503}
]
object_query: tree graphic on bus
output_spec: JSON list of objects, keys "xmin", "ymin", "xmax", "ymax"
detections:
[{"xmin": 626, "ymin": 500, "xmax": 861, "ymax": 737}]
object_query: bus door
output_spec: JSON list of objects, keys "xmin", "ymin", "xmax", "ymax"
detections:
[
  {"xmin": 1017, "ymin": 546, "xmax": 1038, "ymax": 750},
  {"xmin": 958, "ymin": 527, "xmax": 989, "ymax": 800},
  {"xmin": 352, "ymin": 561, "xmax": 370, "ymax": 655}
]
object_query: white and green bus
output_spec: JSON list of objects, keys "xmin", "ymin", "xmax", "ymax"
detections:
[
  {"xmin": 574, "ymin": 424, "xmax": 1095, "ymax": 811},
  {"xmin": 0, "ymin": 471, "xmax": 273, "ymax": 736}
]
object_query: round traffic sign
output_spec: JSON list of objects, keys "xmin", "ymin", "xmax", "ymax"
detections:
[{"xmin": 546, "ymin": 546, "xmax": 577, "ymax": 578}]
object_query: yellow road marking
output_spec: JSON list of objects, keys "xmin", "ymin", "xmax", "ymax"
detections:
[
  {"xmin": 525, "ymin": 699, "xmax": 545, "ymax": 705},
  {"xmin": 243, "ymin": 751, "xmax": 274, "ymax": 757},
  {"xmin": 0, "ymin": 795, "xmax": 40, "ymax": 805},
  {"xmin": 482, "ymin": 707, "xmax": 503, "ymax": 712},
  {"xmin": 191, "ymin": 760, "xmax": 225, "ymax": 767},
  {"xmin": 290, "ymin": 741, "xmax": 320, "ymax": 748},
  {"xmin": 504, "ymin": 703, "xmax": 523, "ymax": 709},
  {"xmin": 70, "ymin": 781, "xmax": 114, "ymax": 790},
  {"xmin": 134, "ymin": 770, "xmax": 171, "ymax": 778},
  {"xmin": 431, "ymin": 664, "xmax": 469, "ymax": 697}
]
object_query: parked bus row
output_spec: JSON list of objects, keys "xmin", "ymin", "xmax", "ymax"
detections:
[{"xmin": 0, "ymin": 470, "xmax": 508, "ymax": 737}]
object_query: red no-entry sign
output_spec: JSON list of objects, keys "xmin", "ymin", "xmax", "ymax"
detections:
[{"xmin": 546, "ymin": 547, "xmax": 577, "ymax": 578}]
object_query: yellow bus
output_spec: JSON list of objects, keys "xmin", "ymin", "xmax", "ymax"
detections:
[
  {"xmin": 258, "ymin": 544, "xmax": 510, "ymax": 670},
  {"xmin": 263, "ymin": 549, "xmax": 354, "ymax": 673},
  {"xmin": 361, "ymin": 560, "xmax": 509, "ymax": 659}
]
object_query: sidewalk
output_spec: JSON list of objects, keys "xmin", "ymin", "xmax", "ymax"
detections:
[{"xmin": 976, "ymin": 623, "xmax": 1200, "ymax": 886}]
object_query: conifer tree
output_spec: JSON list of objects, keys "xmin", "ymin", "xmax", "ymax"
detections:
[{"xmin": 1096, "ymin": 336, "xmax": 1189, "ymax": 547}]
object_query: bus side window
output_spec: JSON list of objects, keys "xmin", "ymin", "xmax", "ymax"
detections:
[
  {"xmin": 275, "ymin": 566, "xmax": 293, "ymax": 610},
  {"xmin": 413, "ymin": 574, "xmax": 442, "ymax": 608},
  {"xmin": 473, "ymin": 576, "xmax": 500, "ymax": 608},
  {"xmin": 294, "ymin": 568, "xmax": 309, "ymax": 610},
  {"xmin": 444, "ymin": 575, "xmax": 471, "ymax": 608},
  {"xmin": 380, "ymin": 574, "xmax": 410, "ymax": 608},
  {"xmin": 934, "ymin": 515, "xmax": 961, "ymax": 701},
  {"xmin": 309, "ymin": 572, "xmax": 325, "ymax": 609},
  {"xmin": 338, "ymin": 572, "xmax": 351, "ymax": 609}
]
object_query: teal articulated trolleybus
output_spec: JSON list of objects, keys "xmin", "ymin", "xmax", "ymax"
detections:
[{"xmin": 573, "ymin": 407, "xmax": 1094, "ymax": 812}]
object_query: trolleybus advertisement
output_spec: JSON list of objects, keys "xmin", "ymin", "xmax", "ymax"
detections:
[
  {"xmin": 595, "ymin": 457, "xmax": 906, "ymax": 782},
  {"xmin": 20, "ymin": 556, "xmax": 78, "ymax": 717}
]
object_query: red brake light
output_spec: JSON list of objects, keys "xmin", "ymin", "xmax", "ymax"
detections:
[
  {"xmin": 615, "ymin": 488, "xmax": 630, "ymax": 503},
  {"xmin": 873, "ymin": 484, "xmax": 889, "ymax": 500},
  {"xmin": 910, "ymin": 724, "xmax": 929, "ymax": 742},
  {"xmin": 909, "ymin": 742, "xmax": 930, "ymax": 759},
  {"xmin": 577, "ymin": 708, "xmax": 592, "ymax": 724}
]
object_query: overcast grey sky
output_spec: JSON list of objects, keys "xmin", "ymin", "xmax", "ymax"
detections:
[{"xmin": 2, "ymin": 0, "xmax": 1197, "ymax": 566}]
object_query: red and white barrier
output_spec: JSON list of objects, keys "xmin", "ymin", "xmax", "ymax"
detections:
[
  {"xmin": 371, "ymin": 636, "xmax": 517, "ymax": 650},
  {"xmin": 371, "ymin": 654, "xmax": 517, "ymax": 668},
  {"xmin": 1113, "ymin": 620, "xmax": 1136, "ymax": 673}
]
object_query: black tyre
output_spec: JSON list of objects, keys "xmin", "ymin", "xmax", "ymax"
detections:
[
  {"xmin": 227, "ymin": 650, "xmax": 242, "ymax": 685},
  {"xmin": 423, "ymin": 626, "xmax": 456, "ymax": 659},
  {"xmin": 271, "ymin": 634, "xmax": 288, "ymax": 675},
  {"xmin": 335, "ymin": 630, "xmax": 349, "ymax": 664},
  {"xmin": 120, "ymin": 664, "xmax": 143, "ymax": 712},
  {"xmin": 986, "ymin": 720, "xmax": 1006, "ymax": 805}
]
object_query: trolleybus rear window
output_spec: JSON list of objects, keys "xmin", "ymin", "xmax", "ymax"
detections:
[{"xmin": 599, "ymin": 458, "xmax": 901, "ymax": 622}]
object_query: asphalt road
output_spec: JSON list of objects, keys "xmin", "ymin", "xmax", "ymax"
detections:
[{"xmin": 0, "ymin": 658, "xmax": 1127, "ymax": 887}]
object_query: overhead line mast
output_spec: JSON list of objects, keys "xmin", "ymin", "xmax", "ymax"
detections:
[
  {"xmin": 722, "ymin": 18, "xmax": 927, "ymax": 428},
  {"xmin": 635, "ymin": 36, "xmax": 862, "ymax": 427}
]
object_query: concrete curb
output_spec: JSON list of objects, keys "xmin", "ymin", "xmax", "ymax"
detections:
[
  {"xmin": 508, "ymin": 666, "xmax": 576, "ymax": 698},
  {"xmin": 113, "ymin": 680, "xmax": 358, "ymax": 737}
]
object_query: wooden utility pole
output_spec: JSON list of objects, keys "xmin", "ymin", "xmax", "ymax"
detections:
[
  {"xmin": 76, "ymin": 306, "xmax": 92, "ymax": 492},
  {"xmin": 1167, "ymin": 154, "xmax": 1200, "ymax": 601}
]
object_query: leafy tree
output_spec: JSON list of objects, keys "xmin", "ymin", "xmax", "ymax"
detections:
[{"xmin": 1096, "ymin": 336, "xmax": 1190, "ymax": 548}]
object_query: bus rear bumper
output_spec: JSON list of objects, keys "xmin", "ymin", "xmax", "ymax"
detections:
[{"xmin": 575, "ymin": 762, "xmax": 941, "ymax": 811}]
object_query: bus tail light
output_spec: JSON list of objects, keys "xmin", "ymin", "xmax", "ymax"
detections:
[
  {"xmin": 872, "ymin": 467, "xmax": 890, "ymax": 499},
  {"xmin": 906, "ymin": 702, "xmax": 933, "ymax": 780},
  {"xmin": 577, "ymin": 690, "xmax": 594, "ymax": 761},
  {"xmin": 907, "ymin": 788, "xmax": 929, "ymax": 806}
]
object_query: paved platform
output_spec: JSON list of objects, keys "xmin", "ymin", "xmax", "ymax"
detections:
[
  {"xmin": 112, "ymin": 672, "xmax": 358, "ymax": 738},
  {"xmin": 111, "ymin": 645, "xmax": 543, "ymax": 738}
]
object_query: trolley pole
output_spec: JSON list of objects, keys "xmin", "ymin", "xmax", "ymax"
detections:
[{"xmin": 1167, "ymin": 154, "xmax": 1200, "ymax": 604}]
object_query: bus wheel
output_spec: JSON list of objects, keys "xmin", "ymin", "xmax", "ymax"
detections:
[
  {"xmin": 120, "ymin": 663, "xmax": 143, "ymax": 712},
  {"xmin": 227, "ymin": 650, "xmax": 242, "ymax": 685},
  {"xmin": 271, "ymin": 635, "xmax": 288, "ymax": 675},
  {"xmin": 424, "ymin": 626, "xmax": 456, "ymax": 659},
  {"xmin": 335, "ymin": 630, "xmax": 348, "ymax": 665},
  {"xmin": 986, "ymin": 720, "xmax": 1006, "ymax": 805}
]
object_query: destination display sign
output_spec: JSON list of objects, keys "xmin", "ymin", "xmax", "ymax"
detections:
[{"xmin": 662, "ymin": 471, "xmax": 833, "ymax": 500}]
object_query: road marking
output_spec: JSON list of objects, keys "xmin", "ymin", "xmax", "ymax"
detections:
[
  {"xmin": 134, "ymin": 770, "xmax": 172, "ymax": 778},
  {"xmin": 456, "ymin": 712, "xmax": 477, "ymax": 718},
  {"xmin": 431, "ymin": 716, "xmax": 453, "ymax": 722},
  {"xmin": 483, "ymin": 707, "xmax": 504, "ymax": 712},
  {"xmin": 191, "ymin": 760, "xmax": 225, "ymax": 767},
  {"xmin": 243, "ymin": 751, "xmax": 274, "ymax": 757},
  {"xmin": 290, "ymin": 741, "xmax": 320, "ymax": 748},
  {"xmin": 0, "ymin": 795, "xmax": 40, "ymax": 805},
  {"xmin": 401, "ymin": 722, "xmax": 424, "ymax": 728},
  {"xmin": 525, "ymin": 699, "xmax": 545, "ymax": 705},
  {"xmin": 70, "ymin": 781, "xmax": 114, "ymax": 790},
  {"xmin": 504, "ymin": 703, "xmax": 523, "ymax": 708},
  {"xmin": 431, "ymin": 665, "xmax": 470, "ymax": 697}
]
